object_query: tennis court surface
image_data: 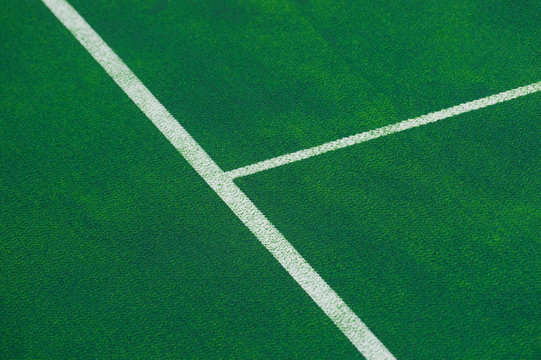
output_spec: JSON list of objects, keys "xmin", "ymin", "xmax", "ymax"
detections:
[{"xmin": 1, "ymin": 1, "xmax": 540, "ymax": 358}]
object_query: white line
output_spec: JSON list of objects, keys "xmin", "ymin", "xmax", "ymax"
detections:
[
  {"xmin": 40, "ymin": 0, "xmax": 395, "ymax": 358},
  {"xmin": 226, "ymin": 82, "xmax": 541, "ymax": 179}
]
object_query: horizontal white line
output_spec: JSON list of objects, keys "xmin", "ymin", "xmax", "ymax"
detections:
[
  {"xmin": 41, "ymin": 0, "xmax": 395, "ymax": 358},
  {"xmin": 226, "ymin": 81, "xmax": 541, "ymax": 179}
]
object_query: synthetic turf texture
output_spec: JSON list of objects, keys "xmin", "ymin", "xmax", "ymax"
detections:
[
  {"xmin": 38, "ymin": 0, "xmax": 393, "ymax": 358},
  {"xmin": 1, "ymin": 2, "xmax": 363, "ymax": 359},
  {"xmin": 2, "ymin": 0, "xmax": 540, "ymax": 359}
]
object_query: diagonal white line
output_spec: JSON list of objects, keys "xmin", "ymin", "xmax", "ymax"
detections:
[
  {"xmin": 40, "ymin": 0, "xmax": 395, "ymax": 358},
  {"xmin": 226, "ymin": 81, "xmax": 541, "ymax": 179}
]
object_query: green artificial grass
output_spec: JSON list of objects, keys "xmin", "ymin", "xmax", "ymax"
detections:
[
  {"xmin": 1, "ymin": 0, "xmax": 540, "ymax": 359},
  {"xmin": 1, "ymin": 2, "xmax": 358, "ymax": 358}
]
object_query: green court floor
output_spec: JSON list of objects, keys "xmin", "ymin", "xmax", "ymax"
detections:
[{"xmin": 1, "ymin": 1, "xmax": 540, "ymax": 359}]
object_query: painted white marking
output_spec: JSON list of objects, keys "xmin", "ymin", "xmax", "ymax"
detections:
[
  {"xmin": 41, "ymin": 0, "xmax": 395, "ymax": 358},
  {"xmin": 226, "ymin": 82, "xmax": 541, "ymax": 179}
]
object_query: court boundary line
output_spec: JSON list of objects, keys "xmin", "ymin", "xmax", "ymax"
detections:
[
  {"xmin": 40, "ymin": 0, "xmax": 395, "ymax": 358},
  {"xmin": 226, "ymin": 81, "xmax": 541, "ymax": 179}
]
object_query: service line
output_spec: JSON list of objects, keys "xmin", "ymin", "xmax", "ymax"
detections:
[
  {"xmin": 226, "ymin": 81, "xmax": 541, "ymax": 179},
  {"xmin": 40, "ymin": 0, "xmax": 395, "ymax": 358}
]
